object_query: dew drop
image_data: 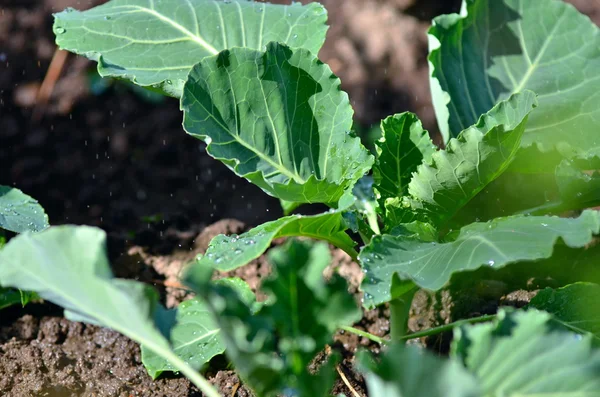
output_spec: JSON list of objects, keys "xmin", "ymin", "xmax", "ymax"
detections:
[
  {"xmin": 487, "ymin": 260, "xmax": 495, "ymax": 266},
  {"xmin": 55, "ymin": 27, "xmax": 66, "ymax": 34}
]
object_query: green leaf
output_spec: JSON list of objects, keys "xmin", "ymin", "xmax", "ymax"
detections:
[
  {"xmin": 529, "ymin": 282, "xmax": 600, "ymax": 340},
  {"xmin": 0, "ymin": 185, "xmax": 49, "ymax": 233},
  {"xmin": 195, "ymin": 209, "xmax": 356, "ymax": 272},
  {"xmin": 141, "ymin": 277, "xmax": 257, "ymax": 378},
  {"xmin": 141, "ymin": 298, "xmax": 221, "ymax": 379},
  {"xmin": 556, "ymin": 160, "xmax": 600, "ymax": 210},
  {"xmin": 429, "ymin": 0, "xmax": 600, "ymax": 156},
  {"xmin": 402, "ymin": 91, "xmax": 537, "ymax": 228},
  {"xmin": 453, "ymin": 309, "xmax": 600, "ymax": 396},
  {"xmin": 360, "ymin": 210, "xmax": 600, "ymax": 307},
  {"xmin": 54, "ymin": 0, "xmax": 328, "ymax": 98},
  {"xmin": 358, "ymin": 345, "xmax": 479, "ymax": 397},
  {"xmin": 182, "ymin": 43, "xmax": 373, "ymax": 204},
  {"xmin": 0, "ymin": 226, "xmax": 220, "ymax": 396},
  {"xmin": 361, "ymin": 309, "xmax": 600, "ymax": 396},
  {"xmin": 187, "ymin": 239, "xmax": 361, "ymax": 397},
  {"xmin": 373, "ymin": 113, "xmax": 436, "ymax": 208},
  {"xmin": 0, "ymin": 288, "xmax": 37, "ymax": 310}
]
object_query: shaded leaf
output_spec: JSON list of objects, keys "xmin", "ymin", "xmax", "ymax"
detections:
[
  {"xmin": 182, "ymin": 43, "xmax": 373, "ymax": 204},
  {"xmin": 429, "ymin": 0, "xmax": 600, "ymax": 156},
  {"xmin": 142, "ymin": 278, "xmax": 257, "ymax": 378},
  {"xmin": 54, "ymin": 0, "xmax": 328, "ymax": 97},
  {"xmin": 529, "ymin": 282, "xmax": 600, "ymax": 340},
  {"xmin": 360, "ymin": 210, "xmax": 600, "ymax": 307},
  {"xmin": 358, "ymin": 345, "xmax": 479, "ymax": 397},
  {"xmin": 0, "ymin": 185, "xmax": 49, "ymax": 233},
  {"xmin": 0, "ymin": 288, "xmax": 37, "ymax": 311},
  {"xmin": 403, "ymin": 91, "xmax": 537, "ymax": 228},
  {"xmin": 187, "ymin": 239, "xmax": 361, "ymax": 397},
  {"xmin": 373, "ymin": 113, "xmax": 435, "ymax": 209},
  {"xmin": 196, "ymin": 210, "xmax": 356, "ymax": 272},
  {"xmin": 453, "ymin": 309, "xmax": 600, "ymax": 395}
]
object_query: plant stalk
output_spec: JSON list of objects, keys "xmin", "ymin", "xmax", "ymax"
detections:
[
  {"xmin": 339, "ymin": 325, "xmax": 386, "ymax": 345},
  {"xmin": 389, "ymin": 287, "xmax": 417, "ymax": 342},
  {"xmin": 399, "ymin": 314, "xmax": 496, "ymax": 340}
]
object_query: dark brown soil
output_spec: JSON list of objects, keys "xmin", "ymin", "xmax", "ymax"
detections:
[{"xmin": 1, "ymin": 0, "xmax": 599, "ymax": 396}]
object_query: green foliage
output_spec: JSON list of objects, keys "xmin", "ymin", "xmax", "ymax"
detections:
[
  {"xmin": 429, "ymin": 0, "xmax": 600, "ymax": 159},
  {"xmin": 187, "ymin": 239, "xmax": 361, "ymax": 397},
  {"xmin": 0, "ymin": 226, "xmax": 223, "ymax": 397},
  {"xmin": 386, "ymin": 91, "xmax": 536, "ymax": 228},
  {"xmin": 529, "ymin": 282, "xmax": 600, "ymax": 340},
  {"xmin": 373, "ymin": 113, "xmax": 436, "ymax": 212},
  {"xmin": 361, "ymin": 210, "xmax": 600, "ymax": 307},
  {"xmin": 141, "ymin": 278, "xmax": 257, "ymax": 378},
  {"xmin": 40, "ymin": 0, "xmax": 600, "ymax": 394},
  {"xmin": 54, "ymin": 0, "xmax": 328, "ymax": 97},
  {"xmin": 196, "ymin": 209, "xmax": 356, "ymax": 272},
  {"xmin": 361, "ymin": 309, "xmax": 600, "ymax": 396},
  {"xmin": 0, "ymin": 185, "xmax": 49, "ymax": 234},
  {"xmin": 182, "ymin": 42, "xmax": 373, "ymax": 204}
]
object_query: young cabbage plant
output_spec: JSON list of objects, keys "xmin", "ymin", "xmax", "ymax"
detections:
[
  {"xmin": 43, "ymin": 0, "xmax": 600, "ymax": 393},
  {"xmin": 53, "ymin": 0, "xmax": 600, "ymax": 341}
]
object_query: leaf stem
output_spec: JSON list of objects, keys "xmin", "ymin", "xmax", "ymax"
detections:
[
  {"xmin": 339, "ymin": 314, "xmax": 497, "ymax": 345},
  {"xmin": 339, "ymin": 325, "xmax": 386, "ymax": 345},
  {"xmin": 399, "ymin": 314, "xmax": 496, "ymax": 340}
]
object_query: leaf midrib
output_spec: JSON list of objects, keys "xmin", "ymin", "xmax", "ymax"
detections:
[{"xmin": 108, "ymin": 4, "xmax": 219, "ymax": 54}]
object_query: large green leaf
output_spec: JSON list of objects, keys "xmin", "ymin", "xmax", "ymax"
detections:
[
  {"xmin": 54, "ymin": 0, "xmax": 328, "ymax": 97},
  {"xmin": 0, "ymin": 226, "xmax": 220, "ymax": 396},
  {"xmin": 429, "ymin": 0, "xmax": 600, "ymax": 155},
  {"xmin": 453, "ymin": 309, "xmax": 600, "ymax": 395},
  {"xmin": 196, "ymin": 209, "xmax": 356, "ymax": 272},
  {"xmin": 360, "ymin": 210, "xmax": 600, "ymax": 307},
  {"xmin": 373, "ymin": 113, "xmax": 436, "ymax": 208},
  {"xmin": 182, "ymin": 42, "xmax": 373, "ymax": 204},
  {"xmin": 529, "ymin": 282, "xmax": 600, "ymax": 340},
  {"xmin": 359, "ymin": 345, "xmax": 479, "ymax": 397},
  {"xmin": 0, "ymin": 185, "xmax": 49, "ymax": 233},
  {"xmin": 392, "ymin": 91, "xmax": 537, "ymax": 228},
  {"xmin": 187, "ymin": 239, "xmax": 361, "ymax": 397}
]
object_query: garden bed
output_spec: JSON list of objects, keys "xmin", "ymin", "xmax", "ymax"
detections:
[{"xmin": 1, "ymin": 0, "xmax": 599, "ymax": 396}]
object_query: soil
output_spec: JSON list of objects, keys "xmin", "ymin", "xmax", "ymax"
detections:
[{"xmin": 1, "ymin": 0, "xmax": 599, "ymax": 396}]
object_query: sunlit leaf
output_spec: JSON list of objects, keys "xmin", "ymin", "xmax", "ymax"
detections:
[
  {"xmin": 0, "ymin": 226, "xmax": 221, "ymax": 395},
  {"xmin": 391, "ymin": 91, "xmax": 536, "ymax": 228},
  {"xmin": 360, "ymin": 210, "xmax": 600, "ymax": 307},
  {"xmin": 54, "ymin": 0, "xmax": 328, "ymax": 97},
  {"xmin": 0, "ymin": 185, "xmax": 49, "ymax": 233},
  {"xmin": 195, "ymin": 209, "xmax": 356, "ymax": 272},
  {"xmin": 182, "ymin": 43, "xmax": 373, "ymax": 204},
  {"xmin": 429, "ymin": 0, "xmax": 600, "ymax": 157}
]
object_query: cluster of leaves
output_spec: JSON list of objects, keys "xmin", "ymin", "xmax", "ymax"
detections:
[{"xmin": 1, "ymin": 0, "xmax": 600, "ymax": 395}]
